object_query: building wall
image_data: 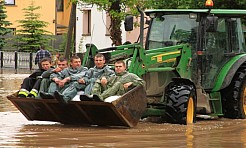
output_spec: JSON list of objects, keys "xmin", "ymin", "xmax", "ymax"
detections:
[
  {"xmin": 5, "ymin": 0, "xmax": 71, "ymax": 35},
  {"xmin": 75, "ymin": 4, "xmax": 126, "ymax": 53},
  {"xmin": 5, "ymin": 0, "xmax": 56, "ymax": 34},
  {"xmin": 57, "ymin": 0, "xmax": 71, "ymax": 28}
]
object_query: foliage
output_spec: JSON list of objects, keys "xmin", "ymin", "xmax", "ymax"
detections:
[
  {"xmin": 14, "ymin": 1, "xmax": 53, "ymax": 52},
  {"xmin": 0, "ymin": 0, "xmax": 12, "ymax": 50},
  {"xmin": 58, "ymin": 33, "xmax": 74, "ymax": 54}
]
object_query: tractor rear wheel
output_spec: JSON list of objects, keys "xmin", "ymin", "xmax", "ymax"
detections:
[
  {"xmin": 221, "ymin": 68, "xmax": 246, "ymax": 119},
  {"xmin": 164, "ymin": 84, "xmax": 196, "ymax": 124}
]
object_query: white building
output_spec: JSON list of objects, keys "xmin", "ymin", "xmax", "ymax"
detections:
[{"xmin": 75, "ymin": 3, "xmax": 127, "ymax": 53}]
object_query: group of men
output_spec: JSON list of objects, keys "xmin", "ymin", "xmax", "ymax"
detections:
[{"xmin": 17, "ymin": 53, "xmax": 145, "ymax": 104}]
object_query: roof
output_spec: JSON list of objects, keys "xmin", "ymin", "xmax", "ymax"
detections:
[{"xmin": 145, "ymin": 9, "xmax": 246, "ymax": 16}]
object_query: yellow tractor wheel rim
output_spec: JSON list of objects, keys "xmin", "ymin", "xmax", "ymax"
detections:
[
  {"xmin": 243, "ymin": 87, "xmax": 246, "ymax": 115},
  {"xmin": 186, "ymin": 97, "xmax": 194, "ymax": 124}
]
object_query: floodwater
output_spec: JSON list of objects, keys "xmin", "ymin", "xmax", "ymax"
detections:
[{"xmin": 1, "ymin": 71, "xmax": 246, "ymax": 147}]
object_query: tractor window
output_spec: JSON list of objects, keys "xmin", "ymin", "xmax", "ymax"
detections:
[
  {"xmin": 228, "ymin": 18, "xmax": 246, "ymax": 53},
  {"xmin": 205, "ymin": 19, "xmax": 227, "ymax": 53},
  {"xmin": 147, "ymin": 14, "xmax": 198, "ymax": 49},
  {"xmin": 205, "ymin": 18, "xmax": 246, "ymax": 54}
]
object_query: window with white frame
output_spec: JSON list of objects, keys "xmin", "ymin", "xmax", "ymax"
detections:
[
  {"xmin": 4, "ymin": 0, "xmax": 15, "ymax": 5},
  {"xmin": 82, "ymin": 10, "xmax": 91, "ymax": 35}
]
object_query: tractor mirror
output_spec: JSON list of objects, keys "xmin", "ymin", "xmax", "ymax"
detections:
[
  {"xmin": 124, "ymin": 15, "xmax": 133, "ymax": 31},
  {"xmin": 206, "ymin": 15, "xmax": 218, "ymax": 32},
  {"xmin": 145, "ymin": 19, "xmax": 150, "ymax": 25}
]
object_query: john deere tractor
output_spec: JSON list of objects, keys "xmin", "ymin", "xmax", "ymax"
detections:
[{"xmin": 82, "ymin": 6, "xmax": 246, "ymax": 124}]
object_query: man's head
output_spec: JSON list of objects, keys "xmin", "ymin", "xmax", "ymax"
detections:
[
  {"xmin": 70, "ymin": 55, "xmax": 81, "ymax": 69},
  {"xmin": 57, "ymin": 57, "xmax": 68, "ymax": 70},
  {"xmin": 114, "ymin": 60, "xmax": 126, "ymax": 74},
  {"xmin": 40, "ymin": 58, "xmax": 52, "ymax": 70},
  {"xmin": 40, "ymin": 44, "xmax": 45, "ymax": 50},
  {"xmin": 94, "ymin": 53, "xmax": 105, "ymax": 68}
]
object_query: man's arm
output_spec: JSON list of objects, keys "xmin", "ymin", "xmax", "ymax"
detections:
[
  {"xmin": 70, "ymin": 67, "xmax": 88, "ymax": 81},
  {"xmin": 41, "ymin": 68, "xmax": 54, "ymax": 78},
  {"xmin": 122, "ymin": 73, "xmax": 145, "ymax": 89}
]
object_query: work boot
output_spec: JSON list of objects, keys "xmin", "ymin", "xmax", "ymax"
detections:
[
  {"xmin": 92, "ymin": 94, "xmax": 103, "ymax": 102},
  {"xmin": 54, "ymin": 91, "xmax": 68, "ymax": 104},
  {"xmin": 40, "ymin": 91, "xmax": 55, "ymax": 99},
  {"xmin": 17, "ymin": 94, "xmax": 27, "ymax": 98},
  {"xmin": 80, "ymin": 94, "xmax": 93, "ymax": 101},
  {"xmin": 27, "ymin": 93, "xmax": 35, "ymax": 98},
  {"xmin": 17, "ymin": 89, "xmax": 29, "ymax": 98},
  {"xmin": 28, "ymin": 89, "xmax": 38, "ymax": 98}
]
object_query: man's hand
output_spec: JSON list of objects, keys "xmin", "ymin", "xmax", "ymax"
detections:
[
  {"xmin": 123, "ymin": 82, "xmax": 133, "ymax": 89},
  {"xmin": 58, "ymin": 77, "xmax": 70, "ymax": 87},
  {"xmin": 52, "ymin": 78, "xmax": 61, "ymax": 84},
  {"xmin": 53, "ymin": 67, "xmax": 62, "ymax": 73},
  {"xmin": 100, "ymin": 77, "xmax": 108, "ymax": 86},
  {"xmin": 78, "ymin": 78, "xmax": 85, "ymax": 84}
]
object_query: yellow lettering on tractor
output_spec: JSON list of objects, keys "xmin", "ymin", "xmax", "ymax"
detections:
[{"xmin": 151, "ymin": 51, "xmax": 180, "ymax": 63}]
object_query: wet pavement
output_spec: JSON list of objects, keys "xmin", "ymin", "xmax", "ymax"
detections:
[{"xmin": 1, "ymin": 72, "xmax": 246, "ymax": 147}]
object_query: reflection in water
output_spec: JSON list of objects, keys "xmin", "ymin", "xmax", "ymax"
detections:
[
  {"xmin": 241, "ymin": 122, "xmax": 246, "ymax": 147},
  {"xmin": 1, "ymin": 73, "xmax": 246, "ymax": 147},
  {"xmin": 186, "ymin": 124, "xmax": 194, "ymax": 148},
  {"xmin": 0, "ymin": 73, "xmax": 29, "ymax": 112}
]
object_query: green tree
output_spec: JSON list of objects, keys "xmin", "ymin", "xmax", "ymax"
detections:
[
  {"xmin": 0, "ymin": 0, "xmax": 12, "ymax": 50},
  {"xmin": 15, "ymin": 1, "xmax": 52, "ymax": 52}
]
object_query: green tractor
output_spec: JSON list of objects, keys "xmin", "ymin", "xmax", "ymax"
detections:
[{"xmin": 82, "ymin": 8, "xmax": 246, "ymax": 125}]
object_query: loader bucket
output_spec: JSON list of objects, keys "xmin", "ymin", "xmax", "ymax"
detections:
[{"xmin": 7, "ymin": 85, "xmax": 147, "ymax": 127}]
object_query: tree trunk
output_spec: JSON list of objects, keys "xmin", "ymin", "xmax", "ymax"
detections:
[
  {"xmin": 109, "ymin": 0, "xmax": 122, "ymax": 46},
  {"xmin": 65, "ymin": 3, "xmax": 76, "ymax": 60}
]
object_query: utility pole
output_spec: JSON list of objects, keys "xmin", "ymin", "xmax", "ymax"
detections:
[{"xmin": 65, "ymin": 2, "xmax": 76, "ymax": 60}]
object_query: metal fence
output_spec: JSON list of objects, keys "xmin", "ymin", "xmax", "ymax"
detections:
[{"xmin": 0, "ymin": 51, "xmax": 38, "ymax": 70}]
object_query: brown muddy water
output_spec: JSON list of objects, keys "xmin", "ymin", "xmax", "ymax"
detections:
[{"xmin": 1, "ymin": 72, "xmax": 246, "ymax": 147}]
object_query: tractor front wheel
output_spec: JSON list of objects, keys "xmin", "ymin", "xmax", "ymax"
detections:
[{"xmin": 164, "ymin": 84, "xmax": 196, "ymax": 124}]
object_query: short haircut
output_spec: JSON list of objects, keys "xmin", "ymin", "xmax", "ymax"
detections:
[
  {"xmin": 58, "ymin": 57, "xmax": 68, "ymax": 63},
  {"xmin": 115, "ymin": 60, "xmax": 126, "ymax": 67},
  {"xmin": 40, "ymin": 57, "xmax": 51, "ymax": 64},
  {"xmin": 70, "ymin": 55, "xmax": 81, "ymax": 62},
  {"xmin": 40, "ymin": 44, "xmax": 45, "ymax": 49},
  {"xmin": 94, "ymin": 53, "xmax": 105, "ymax": 60}
]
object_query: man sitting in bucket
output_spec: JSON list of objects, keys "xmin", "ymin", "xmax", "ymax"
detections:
[{"xmin": 81, "ymin": 60, "xmax": 145, "ymax": 102}]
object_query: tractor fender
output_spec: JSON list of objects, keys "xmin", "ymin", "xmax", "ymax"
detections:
[
  {"xmin": 165, "ymin": 78, "xmax": 196, "ymax": 94},
  {"xmin": 212, "ymin": 54, "xmax": 246, "ymax": 91}
]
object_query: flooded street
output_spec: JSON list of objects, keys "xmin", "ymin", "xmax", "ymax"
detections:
[{"xmin": 1, "ymin": 72, "xmax": 246, "ymax": 147}]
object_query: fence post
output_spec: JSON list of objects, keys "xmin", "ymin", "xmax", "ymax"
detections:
[
  {"xmin": 14, "ymin": 51, "xmax": 18, "ymax": 70},
  {"xmin": 30, "ymin": 52, "xmax": 33, "ymax": 70},
  {"xmin": 0, "ymin": 52, "xmax": 3, "ymax": 68}
]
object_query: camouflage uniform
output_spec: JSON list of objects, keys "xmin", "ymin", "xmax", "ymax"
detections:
[
  {"xmin": 47, "ymin": 66, "xmax": 88, "ymax": 100},
  {"xmin": 92, "ymin": 71, "xmax": 145, "ymax": 100},
  {"xmin": 83, "ymin": 65, "xmax": 115, "ymax": 95}
]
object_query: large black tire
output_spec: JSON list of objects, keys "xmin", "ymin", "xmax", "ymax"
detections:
[
  {"xmin": 164, "ymin": 83, "xmax": 196, "ymax": 124},
  {"xmin": 221, "ymin": 67, "xmax": 246, "ymax": 119}
]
